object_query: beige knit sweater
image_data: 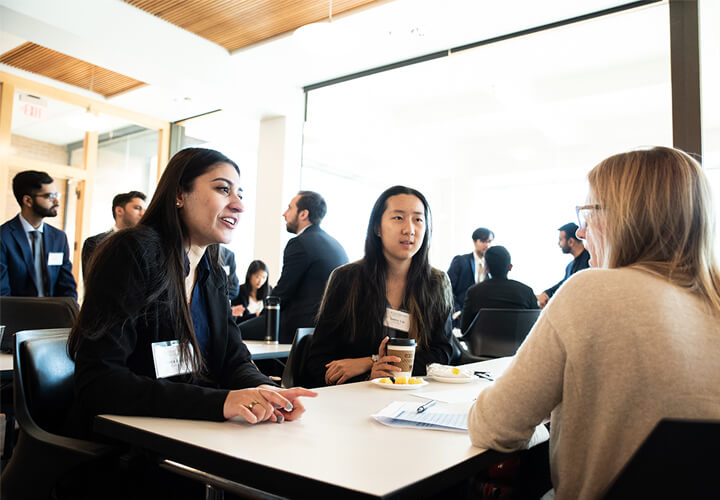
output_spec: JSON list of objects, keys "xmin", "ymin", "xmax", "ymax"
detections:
[{"xmin": 468, "ymin": 267, "xmax": 720, "ymax": 499}]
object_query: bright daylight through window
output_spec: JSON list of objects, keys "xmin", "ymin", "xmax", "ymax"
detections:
[{"xmin": 302, "ymin": 2, "xmax": 674, "ymax": 292}]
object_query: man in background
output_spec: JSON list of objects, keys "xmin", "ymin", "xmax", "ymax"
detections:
[
  {"xmin": 447, "ymin": 227, "xmax": 494, "ymax": 326},
  {"xmin": 461, "ymin": 245, "xmax": 537, "ymax": 332},
  {"xmin": 536, "ymin": 222, "xmax": 590, "ymax": 308},
  {"xmin": 240, "ymin": 191, "xmax": 348, "ymax": 345},
  {"xmin": 81, "ymin": 190, "xmax": 146, "ymax": 275},
  {"xmin": 1, "ymin": 170, "xmax": 77, "ymax": 299}
]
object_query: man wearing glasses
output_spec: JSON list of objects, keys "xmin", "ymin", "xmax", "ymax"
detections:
[
  {"xmin": 0, "ymin": 170, "xmax": 77, "ymax": 299},
  {"xmin": 536, "ymin": 221, "xmax": 589, "ymax": 308}
]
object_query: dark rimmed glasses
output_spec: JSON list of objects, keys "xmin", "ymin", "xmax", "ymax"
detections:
[{"xmin": 575, "ymin": 204, "xmax": 601, "ymax": 232}]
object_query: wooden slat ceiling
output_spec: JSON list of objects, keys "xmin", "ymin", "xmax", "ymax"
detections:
[
  {"xmin": 124, "ymin": 0, "xmax": 382, "ymax": 52},
  {"xmin": 0, "ymin": 43, "xmax": 146, "ymax": 98}
]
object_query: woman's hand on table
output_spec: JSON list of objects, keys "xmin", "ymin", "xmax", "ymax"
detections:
[
  {"xmin": 231, "ymin": 304, "xmax": 246, "ymax": 317},
  {"xmin": 369, "ymin": 336, "xmax": 401, "ymax": 380},
  {"xmin": 223, "ymin": 386, "xmax": 317, "ymax": 423},
  {"xmin": 325, "ymin": 357, "xmax": 374, "ymax": 385}
]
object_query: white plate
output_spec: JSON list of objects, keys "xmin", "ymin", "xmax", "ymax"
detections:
[
  {"xmin": 370, "ymin": 378, "xmax": 428, "ymax": 390},
  {"xmin": 429, "ymin": 374, "xmax": 476, "ymax": 384}
]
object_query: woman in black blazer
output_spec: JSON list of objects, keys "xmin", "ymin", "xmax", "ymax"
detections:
[
  {"xmin": 68, "ymin": 148, "xmax": 315, "ymax": 440},
  {"xmin": 232, "ymin": 260, "xmax": 272, "ymax": 322}
]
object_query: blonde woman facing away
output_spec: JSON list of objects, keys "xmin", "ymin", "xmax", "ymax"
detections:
[{"xmin": 468, "ymin": 147, "xmax": 720, "ymax": 499}]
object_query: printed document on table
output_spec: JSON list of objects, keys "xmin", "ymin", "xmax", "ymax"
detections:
[{"xmin": 372, "ymin": 401, "xmax": 470, "ymax": 432}]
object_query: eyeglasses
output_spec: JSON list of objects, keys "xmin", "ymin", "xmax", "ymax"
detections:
[
  {"xmin": 575, "ymin": 204, "xmax": 601, "ymax": 231},
  {"xmin": 33, "ymin": 193, "xmax": 61, "ymax": 201}
]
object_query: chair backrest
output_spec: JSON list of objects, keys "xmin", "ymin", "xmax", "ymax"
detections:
[
  {"xmin": 281, "ymin": 327, "xmax": 315, "ymax": 388},
  {"xmin": 465, "ymin": 308, "xmax": 540, "ymax": 358},
  {"xmin": 603, "ymin": 418, "xmax": 720, "ymax": 498},
  {"xmin": 14, "ymin": 328, "xmax": 74, "ymax": 435},
  {"xmin": 0, "ymin": 296, "xmax": 78, "ymax": 353}
]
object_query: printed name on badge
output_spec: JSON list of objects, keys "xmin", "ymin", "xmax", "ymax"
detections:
[
  {"xmin": 47, "ymin": 252, "xmax": 63, "ymax": 266},
  {"xmin": 152, "ymin": 340, "xmax": 195, "ymax": 379},
  {"xmin": 383, "ymin": 308, "xmax": 411, "ymax": 332}
]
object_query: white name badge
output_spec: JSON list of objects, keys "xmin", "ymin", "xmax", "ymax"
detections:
[
  {"xmin": 151, "ymin": 340, "xmax": 195, "ymax": 379},
  {"xmin": 383, "ymin": 308, "xmax": 411, "ymax": 332},
  {"xmin": 47, "ymin": 252, "xmax": 63, "ymax": 266}
]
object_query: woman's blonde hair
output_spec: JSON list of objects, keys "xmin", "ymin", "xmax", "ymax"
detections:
[{"xmin": 588, "ymin": 146, "xmax": 720, "ymax": 312}]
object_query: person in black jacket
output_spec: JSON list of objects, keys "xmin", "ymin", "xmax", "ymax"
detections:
[
  {"xmin": 232, "ymin": 259, "xmax": 272, "ymax": 322},
  {"xmin": 460, "ymin": 245, "xmax": 538, "ymax": 333},
  {"xmin": 305, "ymin": 186, "xmax": 454, "ymax": 388},
  {"xmin": 68, "ymin": 148, "xmax": 316, "ymax": 441},
  {"xmin": 239, "ymin": 191, "xmax": 348, "ymax": 343}
]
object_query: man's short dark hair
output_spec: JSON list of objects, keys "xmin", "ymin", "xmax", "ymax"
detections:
[
  {"xmin": 112, "ymin": 191, "xmax": 146, "ymax": 219},
  {"xmin": 296, "ymin": 191, "xmax": 327, "ymax": 225},
  {"xmin": 485, "ymin": 245, "xmax": 511, "ymax": 279},
  {"xmin": 12, "ymin": 170, "xmax": 54, "ymax": 206},
  {"xmin": 472, "ymin": 227, "xmax": 494, "ymax": 242},
  {"xmin": 558, "ymin": 222, "xmax": 580, "ymax": 242}
]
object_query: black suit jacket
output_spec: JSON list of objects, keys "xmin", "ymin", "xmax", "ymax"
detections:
[
  {"xmin": 460, "ymin": 277, "xmax": 538, "ymax": 332},
  {"xmin": 272, "ymin": 224, "xmax": 348, "ymax": 344},
  {"xmin": 447, "ymin": 252, "xmax": 476, "ymax": 312},
  {"xmin": 68, "ymin": 227, "xmax": 272, "ymax": 438},
  {"xmin": 81, "ymin": 230, "xmax": 112, "ymax": 277},
  {"xmin": 0, "ymin": 215, "xmax": 77, "ymax": 299}
]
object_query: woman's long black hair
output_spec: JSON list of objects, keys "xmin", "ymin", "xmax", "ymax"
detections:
[
  {"xmin": 317, "ymin": 185, "xmax": 452, "ymax": 348},
  {"xmin": 69, "ymin": 148, "xmax": 240, "ymax": 373},
  {"xmin": 242, "ymin": 259, "xmax": 270, "ymax": 300}
]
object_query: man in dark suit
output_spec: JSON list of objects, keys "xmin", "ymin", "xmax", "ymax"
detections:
[
  {"xmin": 0, "ymin": 170, "xmax": 77, "ymax": 299},
  {"xmin": 536, "ymin": 222, "xmax": 590, "ymax": 308},
  {"xmin": 239, "ymin": 191, "xmax": 348, "ymax": 345},
  {"xmin": 447, "ymin": 227, "xmax": 494, "ymax": 325},
  {"xmin": 81, "ymin": 190, "xmax": 146, "ymax": 276},
  {"xmin": 273, "ymin": 191, "xmax": 348, "ymax": 344},
  {"xmin": 460, "ymin": 245, "xmax": 537, "ymax": 332}
]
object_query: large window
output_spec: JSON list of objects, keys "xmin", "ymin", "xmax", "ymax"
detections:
[{"xmin": 302, "ymin": 2, "xmax": 672, "ymax": 292}]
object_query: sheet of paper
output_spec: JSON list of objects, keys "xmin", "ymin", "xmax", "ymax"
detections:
[
  {"xmin": 410, "ymin": 383, "xmax": 490, "ymax": 404},
  {"xmin": 372, "ymin": 401, "xmax": 471, "ymax": 432}
]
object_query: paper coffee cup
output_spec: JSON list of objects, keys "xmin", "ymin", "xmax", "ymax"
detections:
[{"xmin": 386, "ymin": 338, "xmax": 416, "ymax": 378}]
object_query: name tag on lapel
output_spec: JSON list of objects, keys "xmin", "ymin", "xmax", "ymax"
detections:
[
  {"xmin": 151, "ymin": 341, "xmax": 195, "ymax": 379},
  {"xmin": 47, "ymin": 252, "xmax": 63, "ymax": 266}
]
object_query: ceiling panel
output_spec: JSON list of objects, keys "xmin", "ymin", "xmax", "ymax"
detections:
[
  {"xmin": 0, "ymin": 42, "xmax": 146, "ymax": 98},
  {"xmin": 123, "ymin": 0, "xmax": 382, "ymax": 52}
]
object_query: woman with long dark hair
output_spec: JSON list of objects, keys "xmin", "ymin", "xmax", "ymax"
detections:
[
  {"xmin": 68, "ymin": 148, "xmax": 315, "ymax": 439},
  {"xmin": 232, "ymin": 259, "xmax": 272, "ymax": 322},
  {"xmin": 305, "ymin": 185, "xmax": 454, "ymax": 387}
]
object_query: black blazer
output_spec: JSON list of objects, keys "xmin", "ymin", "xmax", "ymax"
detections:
[
  {"xmin": 447, "ymin": 252, "xmax": 476, "ymax": 312},
  {"xmin": 81, "ymin": 230, "xmax": 112, "ymax": 277},
  {"xmin": 305, "ymin": 262, "xmax": 454, "ymax": 388},
  {"xmin": 272, "ymin": 224, "xmax": 348, "ymax": 344},
  {"xmin": 460, "ymin": 277, "xmax": 538, "ymax": 332},
  {"xmin": 68, "ymin": 226, "xmax": 272, "ymax": 438}
]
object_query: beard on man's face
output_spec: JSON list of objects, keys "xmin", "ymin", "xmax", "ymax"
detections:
[
  {"xmin": 285, "ymin": 215, "xmax": 299, "ymax": 234},
  {"xmin": 32, "ymin": 199, "xmax": 58, "ymax": 218}
]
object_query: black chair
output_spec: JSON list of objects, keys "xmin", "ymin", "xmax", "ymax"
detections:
[
  {"xmin": 0, "ymin": 328, "xmax": 118, "ymax": 500},
  {"xmin": 450, "ymin": 334, "xmax": 489, "ymax": 365},
  {"xmin": 281, "ymin": 327, "xmax": 315, "ymax": 388},
  {"xmin": 603, "ymin": 418, "xmax": 720, "ymax": 499},
  {"xmin": 0, "ymin": 296, "xmax": 79, "ymax": 353},
  {"xmin": 462, "ymin": 308, "xmax": 540, "ymax": 358},
  {"xmin": 0, "ymin": 297, "xmax": 78, "ymax": 461}
]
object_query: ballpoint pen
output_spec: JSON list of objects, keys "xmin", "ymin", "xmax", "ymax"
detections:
[
  {"xmin": 474, "ymin": 371, "xmax": 494, "ymax": 381},
  {"xmin": 416, "ymin": 400, "xmax": 437, "ymax": 413}
]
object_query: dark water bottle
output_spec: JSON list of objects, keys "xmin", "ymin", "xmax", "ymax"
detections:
[{"xmin": 264, "ymin": 296, "xmax": 280, "ymax": 344}]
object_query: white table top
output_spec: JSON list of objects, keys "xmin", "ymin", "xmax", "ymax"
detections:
[
  {"xmin": 96, "ymin": 357, "xmax": 514, "ymax": 498},
  {"xmin": 244, "ymin": 341, "xmax": 292, "ymax": 360},
  {"xmin": 0, "ymin": 353, "xmax": 12, "ymax": 373}
]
